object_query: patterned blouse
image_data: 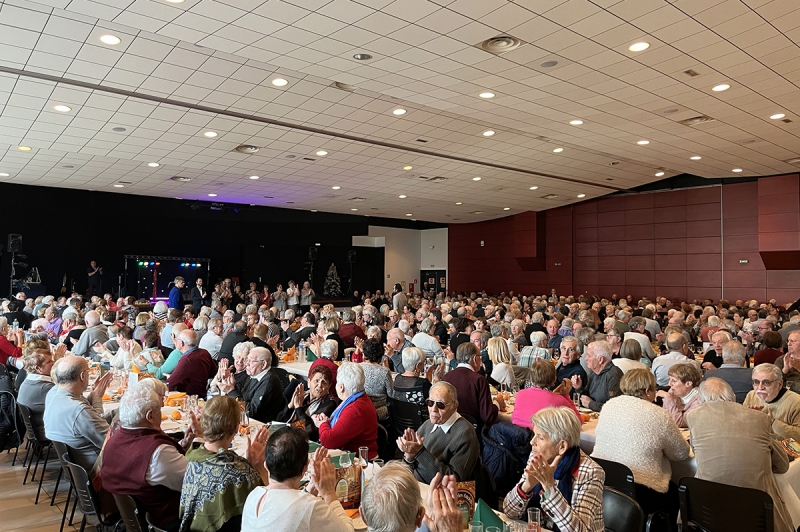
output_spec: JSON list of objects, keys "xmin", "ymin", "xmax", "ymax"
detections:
[{"xmin": 360, "ymin": 363, "xmax": 394, "ymax": 420}]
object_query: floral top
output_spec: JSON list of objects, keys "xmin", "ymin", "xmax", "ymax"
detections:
[{"xmin": 360, "ymin": 363, "xmax": 393, "ymax": 420}]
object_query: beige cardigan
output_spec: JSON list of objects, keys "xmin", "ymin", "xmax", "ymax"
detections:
[{"xmin": 743, "ymin": 388, "xmax": 800, "ymax": 441}]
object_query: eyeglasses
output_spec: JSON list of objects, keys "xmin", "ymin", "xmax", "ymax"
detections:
[
  {"xmin": 752, "ymin": 379, "xmax": 776, "ymax": 387},
  {"xmin": 425, "ymin": 399, "xmax": 451, "ymax": 409}
]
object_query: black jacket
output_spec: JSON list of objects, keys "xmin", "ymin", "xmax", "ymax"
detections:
[
  {"xmin": 284, "ymin": 326, "xmax": 315, "ymax": 349},
  {"xmin": 190, "ymin": 286, "xmax": 208, "ymax": 310},
  {"xmin": 218, "ymin": 331, "xmax": 248, "ymax": 365},
  {"xmin": 231, "ymin": 370, "xmax": 286, "ymax": 423}
]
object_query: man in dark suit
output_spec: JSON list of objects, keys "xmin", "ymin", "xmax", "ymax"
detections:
[
  {"xmin": 702, "ymin": 340, "xmax": 752, "ymax": 403},
  {"xmin": 442, "ymin": 342, "xmax": 504, "ymax": 431},
  {"xmin": 217, "ymin": 320, "xmax": 248, "ymax": 365},
  {"xmin": 282, "ymin": 312, "xmax": 316, "ymax": 349},
  {"xmin": 190, "ymin": 278, "xmax": 208, "ymax": 311},
  {"xmin": 220, "ymin": 346, "xmax": 286, "ymax": 423}
]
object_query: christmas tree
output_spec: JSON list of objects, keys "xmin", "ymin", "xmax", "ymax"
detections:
[{"xmin": 323, "ymin": 262, "xmax": 342, "ymax": 297}]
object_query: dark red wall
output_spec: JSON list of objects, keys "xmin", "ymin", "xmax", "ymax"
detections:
[{"xmin": 448, "ymin": 175, "xmax": 800, "ymax": 303}]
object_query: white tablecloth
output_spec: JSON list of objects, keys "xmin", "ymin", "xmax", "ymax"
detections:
[{"xmin": 279, "ymin": 360, "xmax": 312, "ymax": 377}]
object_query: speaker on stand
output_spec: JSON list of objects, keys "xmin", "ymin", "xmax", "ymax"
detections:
[{"xmin": 347, "ymin": 250, "xmax": 356, "ymax": 298}]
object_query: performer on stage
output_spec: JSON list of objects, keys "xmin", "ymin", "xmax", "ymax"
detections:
[
  {"xmin": 169, "ymin": 276, "xmax": 186, "ymax": 310},
  {"xmin": 87, "ymin": 260, "xmax": 103, "ymax": 297},
  {"xmin": 191, "ymin": 278, "xmax": 209, "ymax": 311}
]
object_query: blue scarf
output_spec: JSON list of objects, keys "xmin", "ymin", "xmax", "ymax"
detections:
[
  {"xmin": 329, "ymin": 391, "xmax": 364, "ymax": 428},
  {"xmin": 529, "ymin": 446, "xmax": 582, "ymax": 532}
]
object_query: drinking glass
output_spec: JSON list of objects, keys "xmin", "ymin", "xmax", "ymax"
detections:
[
  {"xmin": 527, "ymin": 508, "xmax": 541, "ymax": 532},
  {"xmin": 573, "ymin": 392, "xmax": 581, "ymax": 409},
  {"xmin": 487, "ymin": 527, "xmax": 501, "ymax": 532},
  {"xmin": 240, "ymin": 409, "xmax": 249, "ymax": 434},
  {"xmin": 358, "ymin": 446, "xmax": 369, "ymax": 470},
  {"xmin": 371, "ymin": 459, "xmax": 384, "ymax": 470},
  {"xmin": 468, "ymin": 521, "xmax": 483, "ymax": 532},
  {"xmin": 339, "ymin": 452, "xmax": 352, "ymax": 468}
]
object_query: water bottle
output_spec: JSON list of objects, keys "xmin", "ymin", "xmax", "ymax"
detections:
[
  {"xmin": 12, "ymin": 319, "xmax": 18, "ymax": 333},
  {"xmin": 298, "ymin": 341, "xmax": 305, "ymax": 362}
]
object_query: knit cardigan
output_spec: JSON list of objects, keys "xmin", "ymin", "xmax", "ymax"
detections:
[
  {"xmin": 743, "ymin": 389, "xmax": 800, "ymax": 441},
  {"xmin": 591, "ymin": 395, "xmax": 690, "ymax": 493}
]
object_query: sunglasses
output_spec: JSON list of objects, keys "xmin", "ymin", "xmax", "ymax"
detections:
[{"xmin": 425, "ymin": 399, "xmax": 451, "ymax": 409}]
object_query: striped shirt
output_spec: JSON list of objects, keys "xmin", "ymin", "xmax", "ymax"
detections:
[{"xmin": 503, "ymin": 452, "xmax": 605, "ymax": 532}]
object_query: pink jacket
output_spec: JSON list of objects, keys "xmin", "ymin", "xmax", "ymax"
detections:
[
  {"xmin": 511, "ymin": 387, "xmax": 581, "ymax": 429},
  {"xmin": 661, "ymin": 391, "xmax": 701, "ymax": 428}
]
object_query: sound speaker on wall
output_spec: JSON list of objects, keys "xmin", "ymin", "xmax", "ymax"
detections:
[
  {"xmin": 348, "ymin": 250, "xmax": 357, "ymax": 264},
  {"xmin": 7, "ymin": 234, "xmax": 22, "ymax": 253}
]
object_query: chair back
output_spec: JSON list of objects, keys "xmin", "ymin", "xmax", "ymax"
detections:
[
  {"xmin": 344, "ymin": 348, "xmax": 356, "ymax": 360},
  {"xmin": 679, "ymin": 477, "xmax": 774, "ymax": 532},
  {"xmin": 17, "ymin": 402, "xmax": 49, "ymax": 444},
  {"xmin": 375, "ymin": 424, "xmax": 389, "ymax": 460},
  {"xmin": 0, "ymin": 390, "xmax": 23, "ymax": 451},
  {"xmin": 63, "ymin": 457, "xmax": 100, "ymax": 518},
  {"xmin": 113, "ymin": 493, "xmax": 147, "ymax": 532},
  {"xmin": 388, "ymin": 397, "xmax": 425, "ymax": 432},
  {"xmin": 603, "ymin": 487, "xmax": 644, "ymax": 532},
  {"xmin": 592, "ymin": 457, "xmax": 637, "ymax": 499},
  {"xmin": 145, "ymin": 512, "xmax": 169, "ymax": 532}
]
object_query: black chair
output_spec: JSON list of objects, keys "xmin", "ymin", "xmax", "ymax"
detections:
[
  {"xmin": 593, "ymin": 456, "xmax": 669, "ymax": 532},
  {"xmin": 113, "ymin": 493, "xmax": 148, "ymax": 532},
  {"xmin": 603, "ymin": 487, "xmax": 645, "ymax": 532},
  {"xmin": 145, "ymin": 512, "xmax": 171, "ymax": 532},
  {"xmin": 375, "ymin": 423, "xmax": 390, "ymax": 460},
  {"xmin": 460, "ymin": 412, "xmax": 480, "ymax": 431},
  {"xmin": 63, "ymin": 456, "xmax": 120, "ymax": 532},
  {"xmin": 388, "ymin": 397, "xmax": 425, "ymax": 433},
  {"xmin": 53, "ymin": 442, "xmax": 78, "ymax": 532},
  {"xmin": 0, "ymin": 389, "xmax": 26, "ymax": 466},
  {"xmin": 679, "ymin": 477, "xmax": 774, "ymax": 532},
  {"xmin": 17, "ymin": 402, "xmax": 55, "ymax": 504}
]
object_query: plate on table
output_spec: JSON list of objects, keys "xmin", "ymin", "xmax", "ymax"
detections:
[{"xmin": 578, "ymin": 407, "xmax": 593, "ymax": 414}]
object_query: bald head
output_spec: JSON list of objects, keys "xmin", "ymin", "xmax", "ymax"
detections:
[
  {"xmin": 85, "ymin": 310, "xmax": 101, "ymax": 327},
  {"xmin": 54, "ymin": 355, "xmax": 88, "ymax": 387},
  {"xmin": 176, "ymin": 329, "xmax": 198, "ymax": 350}
]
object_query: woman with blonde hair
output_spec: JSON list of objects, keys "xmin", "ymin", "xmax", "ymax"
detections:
[{"xmin": 488, "ymin": 337, "xmax": 515, "ymax": 388}]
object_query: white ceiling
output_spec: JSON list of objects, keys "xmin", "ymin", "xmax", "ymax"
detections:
[{"xmin": 0, "ymin": 0, "xmax": 799, "ymax": 222}]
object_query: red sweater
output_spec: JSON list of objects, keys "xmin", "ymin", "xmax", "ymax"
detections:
[
  {"xmin": 167, "ymin": 348, "xmax": 216, "ymax": 398},
  {"xmin": 0, "ymin": 336, "xmax": 22, "ymax": 365},
  {"xmin": 443, "ymin": 367, "xmax": 498, "ymax": 427},
  {"xmin": 318, "ymin": 393, "xmax": 378, "ymax": 458},
  {"xmin": 338, "ymin": 323, "xmax": 366, "ymax": 348}
]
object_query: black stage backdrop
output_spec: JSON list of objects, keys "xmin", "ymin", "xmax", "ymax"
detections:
[{"xmin": 0, "ymin": 182, "xmax": 442, "ymax": 300}]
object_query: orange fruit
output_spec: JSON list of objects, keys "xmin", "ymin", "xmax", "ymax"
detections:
[{"xmin": 170, "ymin": 410, "xmax": 182, "ymax": 420}]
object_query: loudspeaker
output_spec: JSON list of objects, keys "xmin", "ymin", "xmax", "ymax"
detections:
[
  {"xmin": 348, "ymin": 250, "xmax": 357, "ymax": 264},
  {"xmin": 308, "ymin": 247, "xmax": 318, "ymax": 260},
  {"xmin": 7, "ymin": 234, "xmax": 22, "ymax": 253}
]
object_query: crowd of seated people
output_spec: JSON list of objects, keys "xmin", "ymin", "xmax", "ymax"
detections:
[{"xmin": 4, "ymin": 284, "xmax": 800, "ymax": 531}]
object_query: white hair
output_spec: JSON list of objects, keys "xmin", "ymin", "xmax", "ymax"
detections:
[
  {"xmin": 119, "ymin": 386, "xmax": 161, "ymax": 428},
  {"xmin": 721, "ymin": 341, "xmax": 746, "ymax": 366},
  {"xmin": 0, "ymin": 317, "xmax": 6, "ymax": 330},
  {"xmin": 336, "ymin": 361, "xmax": 365, "ymax": 395},
  {"xmin": 588, "ymin": 340, "xmax": 613, "ymax": 360},
  {"xmin": 361, "ymin": 462, "xmax": 423, "ymax": 532},
  {"xmin": 85, "ymin": 310, "xmax": 101, "ymax": 327},
  {"xmin": 320, "ymin": 339, "xmax": 338, "ymax": 359},
  {"xmin": 418, "ymin": 318, "xmax": 433, "ymax": 334},
  {"xmin": 250, "ymin": 346, "xmax": 272, "ymax": 369},
  {"xmin": 707, "ymin": 315, "xmax": 720, "ymax": 327},
  {"xmin": 153, "ymin": 301, "xmax": 168, "ymax": 315},
  {"xmin": 401, "ymin": 347, "xmax": 425, "ymax": 373},
  {"xmin": 232, "ymin": 341, "xmax": 255, "ymax": 363},
  {"xmin": 529, "ymin": 331, "xmax": 547, "ymax": 347},
  {"xmin": 530, "ymin": 407, "xmax": 580, "ymax": 448},
  {"xmin": 698, "ymin": 378, "xmax": 736, "ymax": 404},
  {"xmin": 177, "ymin": 329, "xmax": 198, "ymax": 347},
  {"xmin": 137, "ymin": 377, "xmax": 167, "ymax": 397},
  {"xmin": 398, "ymin": 319, "xmax": 410, "ymax": 334}
]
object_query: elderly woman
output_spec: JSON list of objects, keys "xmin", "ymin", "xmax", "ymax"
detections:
[
  {"xmin": 656, "ymin": 362, "xmax": 702, "ymax": 428},
  {"xmin": 193, "ymin": 316, "xmax": 209, "ymax": 343},
  {"xmin": 98, "ymin": 326, "xmax": 144, "ymax": 371},
  {"xmin": 503, "ymin": 407, "xmax": 605, "ymax": 532},
  {"xmin": 612, "ymin": 339, "xmax": 649, "ymax": 373},
  {"xmin": 180, "ymin": 396, "xmax": 269, "ymax": 532},
  {"xmin": 519, "ymin": 331, "xmax": 551, "ymax": 368},
  {"xmin": 210, "ymin": 341, "xmax": 254, "ymax": 395},
  {"xmin": 488, "ymin": 337, "xmax": 515, "ymax": 388},
  {"xmin": 0, "ymin": 316, "xmax": 24, "ymax": 369},
  {"xmin": 139, "ymin": 331, "xmax": 165, "ymax": 368},
  {"xmin": 309, "ymin": 338, "xmax": 339, "ymax": 383},
  {"xmin": 604, "ymin": 324, "xmax": 623, "ymax": 357},
  {"xmin": 17, "ymin": 345, "xmax": 56, "ymax": 435},
  {"xmin": 592, "ymin": 369, "xmax": 690, "ymax": 524},
  {"xmin": 513, "ymin": 359, "xmax": 580, "ymax": 430},
  {"xmin": 276, "ymin": 365, "xmax": 337, "ymax": 441},
  {"xmin": 392, "ymin": 347, "xmax": 435, "ymax": 407},
  {"xmin": 359, "ymin": 338, "xmax": 394, "ymax": 421},
  {"xmin": 313, "ymin": 362, "xmax": 378, "ymax": 458},
  {"xmin": 133, "ymin": 312, "xmax": 149, "ymax": 342},
  {"xmin": 153, "ymin": 301, "xmax": 169, "ymax": 322},
  {"xmin": 754, "ymin": 331, "xmax": 784, "ymax": 366}
]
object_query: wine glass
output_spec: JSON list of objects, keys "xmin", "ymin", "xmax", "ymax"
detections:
[
  {"xmin": 358, "ymin": 446, "xmax": 369, "ymax": 469},
  {"xmin": 339, "ymin": 451, "xmax": 352, "ymax": 468}
]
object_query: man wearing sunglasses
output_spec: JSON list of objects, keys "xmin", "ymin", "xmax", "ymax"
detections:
[
  {"xmin": 743, "ymin": 363, "xmax": 800, "ymax": 441},
  {"xmin": 396, "ymin": 381, "xmax": 479, "ymax": 483}
]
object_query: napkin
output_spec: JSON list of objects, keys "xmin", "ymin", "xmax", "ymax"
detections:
[
  {"xmin": 306, "ymin": 350, "xmax": 317, "ymax": 362},
  {"xmin": 473, "ymin": 499, "xmax": 503, "ymax": 530}
]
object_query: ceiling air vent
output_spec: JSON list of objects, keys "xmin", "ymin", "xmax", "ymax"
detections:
[
  {"xmin": 170, "ymin": 176, "xmax": 193, "ymax": 182},
  {"xmin": 416, "ymin": 176, "xmax": 448, "ymax": 182},
  {"xmin": 302, "ymin": 157, "xmax": 315, "ymax": 161},
  {"xmin": 542, "ymin": 194, "xmax": 560, "ymax": 200},
  {"xmin": 349, "ymin": 197, "xmax": 366, "ymax": 202},
  {"xmin": 678, "ymin": 115, "xmax": 715, "ymax": 126},
  {"xmin": 470, "ymin": 211, "xmax": 484, "ymax": 215},
  {"xmin": 234, "ymin": 145, "xmax": 259, "ymax": 154},
  {"xmin": 415, "ymin": 138, "xmax": 429, "ymax": 143},
  {"xmin": 332, "ymin": 81, "xmax": 357, "ymax": 92},
  {"xmin": 475, "ymin": 35, "xmax": 526, "ymax": 56},
  {"xmin": 783, "ymin": 119, "xmax": 793, "ymax": 124},
  {"xmin": 785, "ymin": 158, "xmax": 800, "ymax": 166},
  {"xmin": 683, "ymin": 69, "xmax": 700, "ymax": 77}
]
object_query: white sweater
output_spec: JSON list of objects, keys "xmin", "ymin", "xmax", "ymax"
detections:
[
  {"xmin": 591, "ymin": 395, "xmax": 690, "ymax": 493},
  {"xmin": 241, "ymin": 487, "xmax": 354, "ymax": 532}
]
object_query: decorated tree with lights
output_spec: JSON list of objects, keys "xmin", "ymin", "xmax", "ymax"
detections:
[{"xmin": 323, "ymin": 263, "xmax": 342, "ymax": 297}]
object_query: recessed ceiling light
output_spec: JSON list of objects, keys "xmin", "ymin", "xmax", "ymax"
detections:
[
  {"xmin": 392, "ymin": 109, "xmax": 406, "ymax": 116},
  {"xmin": 114, "ymin": 184, "xmax": 124, "ymax": 188},
  {"xmin": 165, "ymin": 0, "xmax": 185, "ymax": 3},
  {"xmin": 148, "ymin": 162, "xmax": 160, "ymax": 167},
  {"xmin": 628, "ymin": 42, "xmax": 650, "ymax": 52},
  {"xmin": 100, "ymin": 34, "xmax": 121, "ymax": 45},
  {"xmin": 637, "ymin": 140, "xmax": 650, "ymax": 145},
  {"xmin": 529, "ymin": 186, "xmax": 539, "ymax": 190},
  {"xmin": 479, "ymin": 92, "xmax": 495, "ymax": 99},
  {"xmin": 351, "ymin": 208, "xmax": 358, "ymax": 211},
  {"xmin": 655, "ymin": 171, "xmax": 665, "ymax": 177},
  {"xmin": 17, "ymin": 146, "xmax": 31, "ymax": 151},
  {"xmin": 732, "ymin": 168, "xmax": 743, "ymax": 173},
  {"xmin": 272, "ymin": 78, "xmax": 288, "ymax": 87},
  {"xmin": 249, "ymin": 175, "xmax": 260, "ymax": 180},
  {"xmin": 503, "ymin": 207, "xmax": 510, "ymax": 211},
  {"xmin": 455, "ymin": 202, "xmax": 462, "ymax": 205},
  {"xmin": 204, "ymin": 131, "xmax": 218, "ymax": 137},
  {"xmin": 553, "ymin": 148, "xmax": 563, "ymax": 153},
  {"xmin": 53, "ymin": 105, "xmax": 71, "ymax": 112},
  {"xmin": 331, "ymin": 186, "xmax": 341, "ymax": 190},
  {"xmin": 770, "ymin": 113, "xmax": 786, "ymax": 120},
  {"xmin": 311, "ymin": 210, "xmax": 317, "ymax": 212},
  {"xmin": 208, "ymin": 193, "xmax": 217, "ymax": 197},
  {"xmin": 569, "ymin": 119, "xmax": 583, "ymax": 125},
  {"xmin": 690, "ymin": 156, "xmax": 701, "ymax": 160},
  {"xmin": 353, "ymin": 53, "xmax": 372, "ymax": 61},
  {"xmin": 482, "ymin": 130, "xmax": 495, "ymax": 136},
  {"xmin": 398, "ymin": 195, "xmax": 407, "ymax": 199},
  {"xmin": 405, "ymin": 213, "xmax": 412, "ymax": 216},
  {"xmin": 316, "ymin": 150, "xmax": 328, "ymax": 156},
  {"xmin": 577, "ymin": 194, "xmax": 586, "ymax": 198},
  {"xmin": 712, "ymin": 84, "xmax": 730, "ymax": 92},
  {"xmin": 403, "ymin": 165, "xmax": 413, "ymax": 170},
  {"xmin": 472, "ymin": 177, "xmax": 482, "ymax": 181},
  {"xmin": 0, "ymin": 173, "xmax": 9, "ymax": 177}
]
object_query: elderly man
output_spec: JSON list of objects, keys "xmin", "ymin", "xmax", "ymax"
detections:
[
  {"xmin": 571, "ymin": 341, "xmax": 622, "ymax": 412},
  {"xmin": 220, "ymin": 346, "xmax": 286, "ymax": 423},
  {"xmin": 42, "ymin": 307, "xmax": 63, "ymax": 343},
  {"xmin": 283, "ymin": 312, "xmax": 316, "ymax": 349},
  {"xmin": 198, "ymin": 317, "xmax": 223, "ymax": 359},
  {"xmin": 469, "ymin": 330, "xmax": 494, "ymax": 378},
  {"xmin": 545, "ymin": 319, "xmax": 563, "ymax": 350},
  {"xmin": 688, "ymin": 378, "xmax": 794, "ymax": 532},
  {"xmin": 71, "ymin": 310, "xmax": 109, "ymax": 358},
  {"xmin": 443, "ymin": 343, "xmax": 504, "ymax": 429},
  {"xmin": 702, "ymin": 341, "xmax": 751, "ymax": 403},
  {"xmin": 625, "ymin": 317, "xmax": 655, "ymax": 360},
  {"xmin": 744, "ymin": 363, "xmax": 800, "ymax": 441},
  {"xmin": 776, "ymin": 330, "xmax": 800, "ymax": 389},
  {"xmin": 101, "ymin": 385, "xmax": 197, "ymax": 530},
  {"xmin": 161, "ymin": 309, "xmax": 182, "ymax": 351},
  {"xmin": 44, "ymin": 355, "xmax": 114, "ymax": 471},
  {"xmin": 387, "ymin": 327, "xmax": 412, "ymax": 373},
  {"xmin": 780, "ymin": 315, "xmax": 800, "ymax": 348},
  {"xmin": 396, "ymin": 381, "xmax": 480, "ymax": 483},
  {"xmin": 652, "ymin": 333, "xmax": 692, "ymax": 387},
  {"xmin": 701, "ymin": 330, "xmax": 732, "ymax": 370},
  {"xmin": 166, "ymin": 330, "xmax": 216, "ymax": 398},
  {"xmin": 556, "ymin": 335, "xmax": 587, "ymax": 385}
]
